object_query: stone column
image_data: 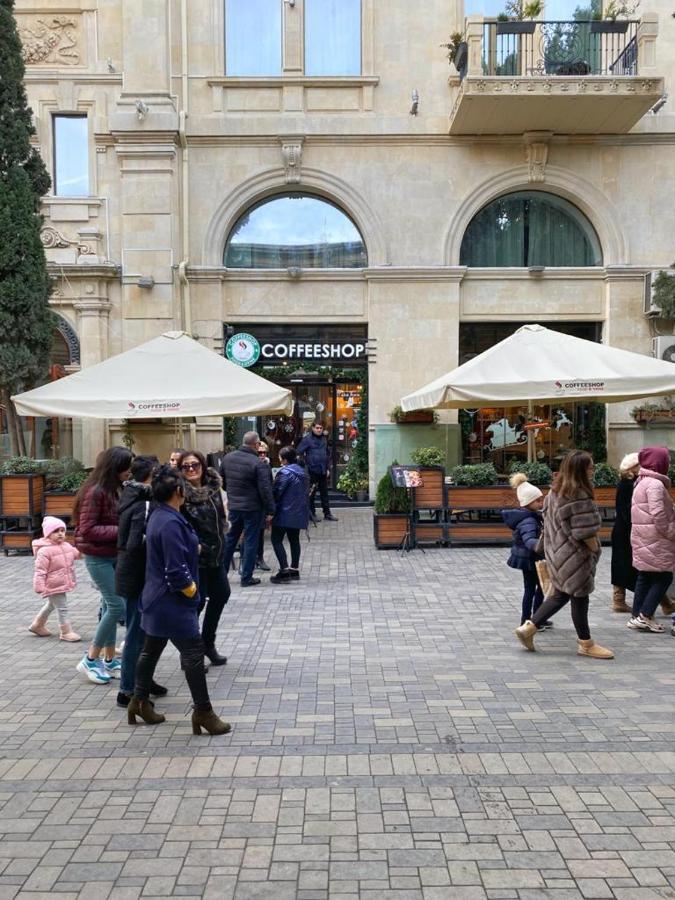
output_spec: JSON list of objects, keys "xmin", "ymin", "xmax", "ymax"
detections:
[{"xmin": 73, "ymin": 298, "xmax": 112, "ymax": 464}]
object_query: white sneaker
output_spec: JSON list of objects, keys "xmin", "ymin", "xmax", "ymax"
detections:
[
  {"xmin": 103, "ymin": 658, "xmax": 122, "ymax": 678},
  {"xmin": 77, "ymin": 656, "xmax": 111, "ymax": 684},
  {"xmin": 115, "ymin": 641, "xmax": 125, "ymax": 655}
]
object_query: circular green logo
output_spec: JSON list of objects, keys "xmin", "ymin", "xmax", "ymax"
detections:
[{"xmin": 226, "ymin": 332, "xmax": 260, "ymax": 368}]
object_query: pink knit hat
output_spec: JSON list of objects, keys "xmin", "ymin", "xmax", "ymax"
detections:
[{"xmin": 42, "ymin": 516, "xmax": 67, "ymax": 538}]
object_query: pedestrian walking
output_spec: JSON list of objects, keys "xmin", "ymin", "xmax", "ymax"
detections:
[
  {"xmin": 502, "ymin": 473, "xmax": 548, "ymax": 627},
  {"xmin": 297, "ymin": 422, "xmax": 338, "ymax": 522},
  {"xmin": 115, "ymin": 455, "xmax": 168, "ymax": 708},
  {"xmin": 515, "ymin": 450, "xmax": 613, "ymax": 659},
  {"xmin": 610, "ymin": 453, "xmax": 640, "ymax": 613},
  {"xmin": 270, "ymin": 447, "xmax": 310, "ymax": 584},
  {"xmin": 74, "ymin": 446, "xmax": 133, "ymax": 684},
  {"xmin": 30, "ymin": 516, "xmax": 81, "ymax": 642},
  {"xmin": 220, "ymin": 432, "xmax": 275, "ymax": 587},
  {"xmin": 179, "ymin": 451, "xmax": 230, "ymax": 665},
  {"xmin": 169, "ymin": 448, "xmax": 186, "ymax": 468},
  {"xmin": 127, "ymin": 465, "xmax": 231, "ymax": 735},
  {"xmin": 628, "ymin": 447, "xmax": 675, "ymax": 634},
  {"xmin": 255, "ymin": 441, "xmax": 272, "ymax": 572}
]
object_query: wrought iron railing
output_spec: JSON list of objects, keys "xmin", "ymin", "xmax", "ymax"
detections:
[{"xmin": 479, "ymin": 19, "xmax": 639, "ymax": 78}]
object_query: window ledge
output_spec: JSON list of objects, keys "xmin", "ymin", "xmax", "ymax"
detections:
[{"xmin": 208, "ymin": 75, "xmax": 379, "ymax": 88}]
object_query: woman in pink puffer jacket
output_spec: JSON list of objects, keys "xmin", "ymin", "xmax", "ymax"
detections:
[{"xmin": 629, "ymin": 447, "xmax": 675, "ymax": 633}]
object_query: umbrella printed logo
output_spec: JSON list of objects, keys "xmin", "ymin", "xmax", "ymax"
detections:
[
  {"xmin": 554, "ymin": 380, "xmax": 563, "ymax": 393},
  {"xmin": 226, "ymin": 332, "xmax": 261, "ymax": 368},
  {"xmin": 128, "ymin": 401, "xmax": 136, "ymax": 410}
]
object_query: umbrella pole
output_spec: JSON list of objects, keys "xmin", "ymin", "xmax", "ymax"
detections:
[{"xmin": 527, "ymin": 400, "xmax": 534, "ymax": 463}]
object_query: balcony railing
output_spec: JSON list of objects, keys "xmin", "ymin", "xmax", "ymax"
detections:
[{"xmin": 472, "ymin": 19, "xmax": 639, "ymax": 79}]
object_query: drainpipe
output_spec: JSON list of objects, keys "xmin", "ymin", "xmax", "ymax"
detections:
[{"xmin": 177, "ymin": 0, "xmax": 191, "ymax": 335}]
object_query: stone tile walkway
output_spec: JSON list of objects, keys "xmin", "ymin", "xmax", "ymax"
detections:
[{"xmin": 2, "ymin": 508, "xmax": 675, "ymax": 898}]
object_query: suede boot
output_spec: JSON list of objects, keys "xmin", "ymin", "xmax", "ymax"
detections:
[
  {"xmin": 191, "ymin": 706, "xmax": 232, "ymax": 735},
  {"xmin": 515, "ymin": 619, "xmax": 538, "ymax": 651},
  {"xmin": 127, "ymin": 697, "xmax": 166, "ymax": 725},
  {"xmin": 59, "ymin": 623, "xmax": 81, "ymax": 642},
  {"xmin": 29, "ymin": 613, "xmax": 52, "ymax": 637},
  {"xmin": 578, "ymin": 638, "xmax": 614, "ymax": 659},
  {"xmin": 660, "ymin": 596, "xmax": 675, "ymax": 616},
  {"xmin": 612, "ymin": 586, "xmax": 631, "ymax": 614}
]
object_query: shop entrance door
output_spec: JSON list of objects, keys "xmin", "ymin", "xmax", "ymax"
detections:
[{"xmin": 259, "ymin": 380, "xmax": 364, "ymax": 489}]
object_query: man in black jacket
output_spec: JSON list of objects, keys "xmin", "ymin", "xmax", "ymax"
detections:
[
  {"xmin": 220, "ymin": 432, "xmax": 275, "ymax": 586},
  {"xmin": 297, "ymin": 422, "xmax": 338, "ymax": 522}
]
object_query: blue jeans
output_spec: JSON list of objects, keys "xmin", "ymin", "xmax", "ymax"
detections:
[
  {"xmin": 222, "ymin": 511, "xmax": 264, "ymax": 583},
  {"xmin": 633, "ymin": 571, "xmax": 674, "ymax": 618},
  {"xmin": 85, "ymin": 556, "xmax": 126, "ymax": 650},
  {"xmin": 120, "ymin": 596, "xmax": 144, "ymax": 695}
]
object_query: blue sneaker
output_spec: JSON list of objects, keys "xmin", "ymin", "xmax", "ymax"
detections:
[
  {"xmin": 103, "ymin": 658, "xmax": 122, "ymax": 679},
  {"xmin": 77, "ymin": 655, "xmax": 111, "ymax": 685}
]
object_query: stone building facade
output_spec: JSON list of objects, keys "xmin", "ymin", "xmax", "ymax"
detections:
[{"xmin": 14, "ymin": 0, "xmax": 675, "ymax": 482}]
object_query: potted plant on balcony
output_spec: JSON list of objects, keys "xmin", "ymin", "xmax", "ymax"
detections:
[
  {"xmin": 442, "ymin": 31, "xmax": 468, "ymax": 75},
  {"xmin": 631, "ymin": 398, "xmax": 675, "ymax": 427},
  {"xmin": 373, "ymin": 463, "xmax": 410, "ymax": 549},
  {"xmin": 390, "ymin": 405, "xmax": 439, "ymax": 425},
  {"xmin": 496, "ymin": 0, "xmax": 542, "ymax": 35},
  {"xmin": 590, "ymin": 0, "xmax": 635, "ymax": 34}
]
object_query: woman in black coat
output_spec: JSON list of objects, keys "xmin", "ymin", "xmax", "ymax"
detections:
[
  {"xmin": 611, "ymin": 453, "xmax": 640, "ymax": 612},
  {"xmin": 178, "ymin": 451, "xmax": 231, "ymax": 665}
]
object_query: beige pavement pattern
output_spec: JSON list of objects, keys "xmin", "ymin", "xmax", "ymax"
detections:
[{"xmin": 1, "ymin": 508, "xmax": 675, "ymax": 898}]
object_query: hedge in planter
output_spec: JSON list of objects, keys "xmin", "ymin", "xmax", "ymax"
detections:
[
  {"xmin": 373, "ymin": 467, "xmax": 410, "ymax": 549},
  {"xmin": 507, "ymin": 461, "xmax": 552, "ymax": 485},
  {"xmin": 0, "ymin": 457, "xmax": 46, "ymax": 518},
  {"xmin": 449, "ymin": 463, "xmax": 499, "ymax": 486}
]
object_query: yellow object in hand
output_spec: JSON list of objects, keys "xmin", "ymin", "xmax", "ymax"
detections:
[{"xmin": 181, "ymin": 582, "xmax": 197, "ymax": 598}]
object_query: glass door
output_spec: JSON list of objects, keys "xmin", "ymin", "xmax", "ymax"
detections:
[{"xmin": 333, "ymin": 383, "xmax": 363, "ymax": 487}]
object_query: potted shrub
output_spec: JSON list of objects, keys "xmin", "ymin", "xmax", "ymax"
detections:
[
  {"xmin": 496, "ymin": 0, "xmax": 542, "ymax": 35},
  {"xmin": 590, "ymin": 0, "xmax": 635, "ymax": 33},
  {"xmin": 373, "ymin": 465, "xmax": 410, "ymax": 549},
  {"xmin": 43, "ymin": 466, "xmax": 88, "ymax": 518},
  {"xmin": 389, "ymin": 405, "xmax": 438, "ymax": 426},
  {"xmin": 592, "ymin": 462, "xmax": 619, "ymax": 508},
  {"xmin": 0, "ymin": 456, "xmax": 46, "ymax": 519},
  {"xmin": 337, "ymin": 468, "xmax": 369, "ymax": 502},
  {"xmin": 507, "ymin": 461, "xmax": 552, "ymax": 485}
]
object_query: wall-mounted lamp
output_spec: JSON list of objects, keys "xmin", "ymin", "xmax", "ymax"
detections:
[
  {"xmin": 650, "ymin": 94, "xmax": 668, "ymax": 115},
  {"xmin": 137, "ymin": 275, "xmax": 155, "ymax": 289},
  {"xmin": 135, "ymin": 99, "xmax": 149, "ymax": 121}
]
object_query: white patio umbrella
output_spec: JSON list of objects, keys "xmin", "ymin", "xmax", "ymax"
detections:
[
  {"xmin": 12, "ymin": 331, "xmax": 293, "ymax": 419},
  {"xmin": 401, "ymin": 324, "xmax": 675, "ymax": 460}
]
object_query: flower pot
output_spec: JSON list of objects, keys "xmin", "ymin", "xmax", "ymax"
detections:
[
  {"xmin": 0, "ymin": 473, "xmax": 45, "ymax": 519},
  {"xmin": 43, "ymin": 490, "xmax": 77, "ymax": 519},
  {"xmin": 356, "ymin": 489, "xmax": 369, "ymax": 502},
  {"xmin": 395, "ymin": 411, "xmax": 436, "ymax": 425},
  {"xmin": 412, "ymin": 466, "xmax": 446, "ymax": 510},
  {"xmin": 496, "ymin": 20, "xmax": 536, "ymax": 34},
  {"xmin": 590, "ymin": 19, "xmax": 629, "ymax": 33},
  {"xmin": 373, "ymin": 513, "xmax": 409, "ymax": 549}
]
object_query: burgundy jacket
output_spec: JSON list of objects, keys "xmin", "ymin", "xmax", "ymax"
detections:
[{"xmin": 74, "ymin": 486, "xmax": 119, "ymax": 557}]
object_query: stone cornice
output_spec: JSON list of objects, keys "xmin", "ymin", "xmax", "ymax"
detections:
[
  {"xmin": 48, "ymin": 262, "xmax": 119, "ymax": 279},
  {"xmin": 24, "ymin": 72, "xmax": 122, "ymax": 84},
  {"xmin": 461, "ymin": 267, "xmax": 606, "ymax": 280},
  {"xmin": 207, "ymin": 75, "xmax": 380, "ymax": 89},
  {"xmin": 188, "ymin": 267, "xmax": 469, "ymax": 283},
  {"xmin": 365, "ymin": 267, "xmax": 467, "ymax": 282}
]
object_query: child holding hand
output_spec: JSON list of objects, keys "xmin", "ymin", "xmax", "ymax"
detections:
[
  {"xmin": 30, "ymin": 516, "xmax": 81, "ymax": 642},
  {"xmin": 502, "ymin": 474, "xmax": 548, "ymax": 627}
]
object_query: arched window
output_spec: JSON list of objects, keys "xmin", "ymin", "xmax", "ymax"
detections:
[
  {"xmin": 460, "ymin": 191, "xmax": 602, "ymax": 267},
  {"xmin": 224, "ymin": 194, "xmax": 368, "ymax": 269}
]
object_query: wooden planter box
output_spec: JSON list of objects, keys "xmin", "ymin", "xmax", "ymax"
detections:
[
  {"xmin": 0, "ymin": 474, "xmax": 45, "ymax": 519},
  {"xmin": 590, "ymin": 19, "xmax": 629, "ymax": 33},
  {"xmin": 413, "ymin": 467, "xmax": 446, "ymax": 510},
  {"xmin": 448, "ymin": 484, "xmax": 519, "ymax": 510},
  {"xmin": 393, "ymin": 411, "xmax": 436, "ymax": 425},
  {"xmin": 2, "ymin": 528, "xmax": 39, "ymax": 555},
  {"xmin": 496, "ymin": 19, "xmax": 536, "ymax": 34},
  {"xmin": 594, "ymin": 486, "xmax": 617, "ymax": 508},
  {"xmin": 43, "ymin": 491, "xmax": 77, "ymax": 518},
  {"xmin": 373, "ymin": 513, "xmax": 409, "ymax": 549},
  {"xmin": 633, "ymin": 410, "xmax": 675, "ymax": 426}
]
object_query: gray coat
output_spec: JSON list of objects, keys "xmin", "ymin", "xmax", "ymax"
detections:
[{"xmin": 541, "ymin": 488, "xmax": 602, "ymax": 598}]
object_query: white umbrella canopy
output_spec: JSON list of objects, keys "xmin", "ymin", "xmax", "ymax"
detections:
[
  {"xmin": 12, "ymin": 331, "xmax": 293, "ymax": 419},
  {"xmin": 401, "ymin": 324, "xmax": 675, "ymax": 411}
]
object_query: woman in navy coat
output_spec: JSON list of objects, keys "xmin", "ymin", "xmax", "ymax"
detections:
[
  {"xmin": 270, "ymin": 447, "xmax": 310, "ymax": 584},
  {"xmin": 127, "ymin": 465, "xmax": 231, "ymax": 735}
]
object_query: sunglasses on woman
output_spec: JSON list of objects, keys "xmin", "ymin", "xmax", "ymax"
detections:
[{"xmin": 181, "ymin": 461, "xmax": 201, "ymax": 472}]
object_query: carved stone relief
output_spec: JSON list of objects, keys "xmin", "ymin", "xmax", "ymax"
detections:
[
  {"xmin": 17, "ymin": 15, "xmax": 82, "ymax": 66},
  {"xmin": 41, "ymin": 226, "xmax": 94, "ymax": 256},
  {"xmin": 280, "ymin": 138, "xmax": 304, "ymax": 184},
  {"xmin": 524, "ymin": 132, "xmax": 552, "ymax": 183}
]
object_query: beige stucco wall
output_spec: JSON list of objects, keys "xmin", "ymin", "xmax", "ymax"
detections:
[{"xmin": 15, "ymin": 0, "xmax": 675, "ymax": 471}]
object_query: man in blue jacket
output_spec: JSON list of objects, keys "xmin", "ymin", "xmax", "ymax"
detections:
[{"xmin": 296, "ymin": 422, "xmax": 338, "ymax": 522}]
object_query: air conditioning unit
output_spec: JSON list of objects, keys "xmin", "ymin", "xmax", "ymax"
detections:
[
  {"xmin": 645, "ymin": 269, "xmax": 675, "ymax": 316},
  {"xmin": 652, "ymin": 336, "xmax": 675, "ymax": 364}
]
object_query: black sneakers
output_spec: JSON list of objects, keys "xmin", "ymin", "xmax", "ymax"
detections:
[{"xmin": 241, "ymin": 577, "xmax": 262, "ymax": 587}]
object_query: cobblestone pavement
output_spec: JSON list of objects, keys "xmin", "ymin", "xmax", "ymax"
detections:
[{"xmin": 2, "ymin": 508, "xmax": 675, "ymax": 899}]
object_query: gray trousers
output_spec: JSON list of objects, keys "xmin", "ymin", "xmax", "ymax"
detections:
[{"xmin": 38, "ymin": 593, "xmax": 69, "ymax": 626}]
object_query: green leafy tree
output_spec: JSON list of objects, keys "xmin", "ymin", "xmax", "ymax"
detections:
[{"xmin": 0, "ymin": 0, "xmax": 54, "ymax": 454}]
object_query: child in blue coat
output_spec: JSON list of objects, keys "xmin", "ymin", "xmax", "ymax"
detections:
[{"xmin": 502, "ymin": 473, "xmax": 547, "ymax": 627}]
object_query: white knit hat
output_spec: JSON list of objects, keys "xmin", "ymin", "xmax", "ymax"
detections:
[
  {"xmin": 509, "ymin": 472, "xmax": 543, "ymax": 508},
  {"xmin": 619, "ymin": 452, "xmax": 639, "ymax": 474}
]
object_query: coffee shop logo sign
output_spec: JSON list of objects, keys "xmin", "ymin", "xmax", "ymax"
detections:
[
  {"xmin": 554, "ymin": 380, "xmax": 606, "ymax": 395},
  {"xmin": 127, "ymin": 401, "xmax": 183, "ymax": 415}
]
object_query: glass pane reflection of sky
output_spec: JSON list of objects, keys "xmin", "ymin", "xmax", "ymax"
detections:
[
  {"xmin": 225, "ymin": 0, "xmax": 281, "ymax": 75},
  {"xmin": 54, "ymin": 116, "xmax": 89, "ymax": 197},
  {"xmin": 228, "ymin": 196, "xmax": 364, "ymax": 248}
]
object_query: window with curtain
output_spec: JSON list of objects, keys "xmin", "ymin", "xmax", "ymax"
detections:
[
  {"xmin": 53, "ymin": 115, "xmax": 89, "ymax": 197},
  {"xmin": 305, "ymin": 0, "xmax": 361, "ymax": 76},
  {"xmin": 224, "ymin": 194, "xmax": 368, "ymax": 268},
  {"xmin": 460, "ymin": 191, "xmax": 602, "ymax": 266},
  {"xmin": 225, "ymin": 0, "xmax": 282, "ymax": 76}
]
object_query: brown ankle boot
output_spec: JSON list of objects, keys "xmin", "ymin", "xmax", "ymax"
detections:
[
  {"xmin": 660, "ymin": 596, "xmax": 675, "ymax": 616},
  {"xmin": 191, "ymin": 707, "xmax": 232, "ymax": 735},
  {"xmin": 515, "ymin": 620, "xmax": 538, "ymax": 651},
  {"xmin": 578, "ymin": 638, "xmax": 614, "ymax": 659},
  {"xmin": 127, "ymin": 697, "xmax": 166, "ymax": 725},
  {"xmin": 612, "ymin": 586, "xmax": 631, "ymax": 614}
]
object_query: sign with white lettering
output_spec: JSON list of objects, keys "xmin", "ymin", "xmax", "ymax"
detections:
[{"xmin": 223, "ymin": 324, "xmax": 368, "ymax": 366}]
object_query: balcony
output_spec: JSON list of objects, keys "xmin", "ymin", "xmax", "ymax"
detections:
[{"xmin": 449, "ymin": 14, "xmax": 664, "ymax": 135}]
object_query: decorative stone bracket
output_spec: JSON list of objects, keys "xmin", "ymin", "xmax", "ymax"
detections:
[
  {"xmin": 280, "ymin": 136, "xmax": 305, "ymax": 184},
  {"xmin": 41, "ymin": 225, "xmax": 104, "ymax": 264},
  {"xmin": 524, "ymin": 131, "xmax": 553, "ymax": 183}
]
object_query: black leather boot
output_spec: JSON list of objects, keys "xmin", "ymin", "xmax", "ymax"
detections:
[{"xmin": 204, "ymin": 645, "xmax": 228, "ymax": 666}]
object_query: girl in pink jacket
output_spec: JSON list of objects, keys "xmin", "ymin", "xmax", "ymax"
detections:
[
  {"xmin": 30, "ymin": 516, "xmax": 81, "ymax": 642},
  {"xmin": 628, "ymin": 447, "xmax": 675, "ymax": 634}
]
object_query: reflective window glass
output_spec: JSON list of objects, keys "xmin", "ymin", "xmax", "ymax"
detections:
[
  {"xmin": 305, "ymin": 0, "xmax": 361, "ymax": 76},
  {"xmin": 53, "ymin": 115, "xmax": 89, "ymax": 197},
  {"xmin": 225, "ymin": 194, "xmax": 368, "ymax": 268},
  {"xmin": 460, "ymin": 191, "xmax": 602, "ymax": 267},
  {"xmin": 225, "ymin": 0, "xmax": 282, "ymax": 76}
]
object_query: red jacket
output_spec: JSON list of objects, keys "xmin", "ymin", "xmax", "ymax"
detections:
[{"xmin": 74, "ymin": 486, "xmax": 119, "ymax": 557}]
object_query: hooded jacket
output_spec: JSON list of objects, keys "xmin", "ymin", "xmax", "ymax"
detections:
[
  {"xmin": 631, "ymin": 447, "xmax": 675, "ymax": 572},
  {"xmin": 296, "ymin": 432, "xmax": 330, "ymax": 475},
  {"xmin": 541, "ymin": 487, "xmax": 601, "ymax": 597},
  {"xmin": 32, "ymin": 536, "xmax": 80, "ymax": 597},
  {"xmin": 115, "ymin": 480, "xmax": 153, "ymax": 600},
  {"xmin": 181, "ymin": 467, "xmax": 228, "ymax": 568},
  {"xmin": 273, "ymin": 463, "xmax": 310, "ymax": 530},
  {"xmin": 502, "ymin": 507, "xmax": 542, "ymax": 572}
]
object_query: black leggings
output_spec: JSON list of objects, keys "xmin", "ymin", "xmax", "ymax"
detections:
[
  {"xmin": 271, "ymin": 526, "xmax": 301, "ymax": 570},
  {"xmin": 198, "ymin": 564, "xmax": 231, "ymax": 649},
  {"xmin": 135, "ymin": 634, "xmax": 210, "ymax": 710},
  {"xmin": 531, "ymin": 592, "xmax": 591, "ymax": 641}
]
